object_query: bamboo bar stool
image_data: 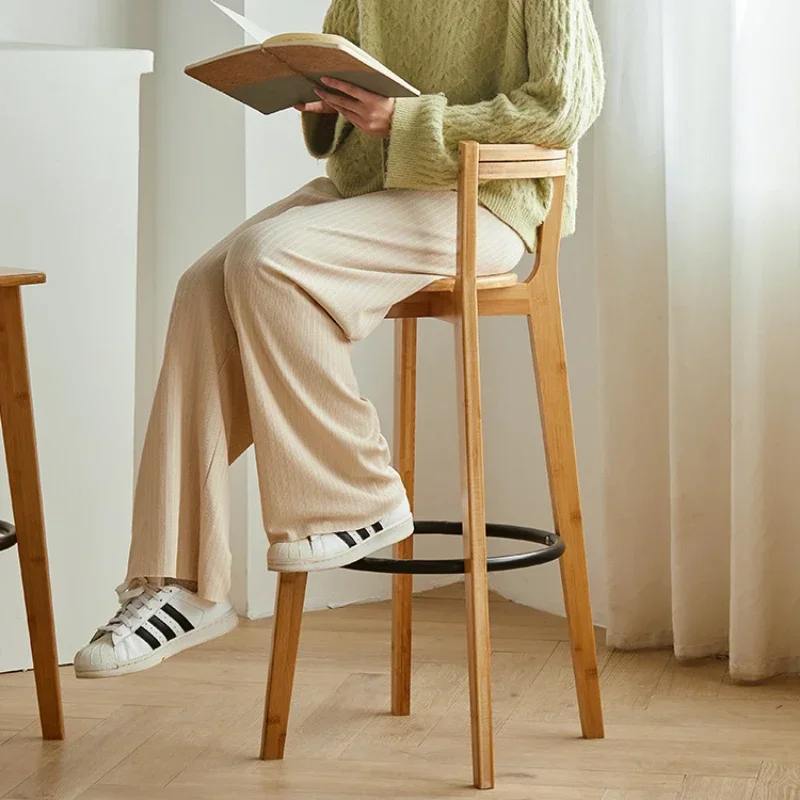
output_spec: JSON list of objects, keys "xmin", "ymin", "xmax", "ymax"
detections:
[
  {"xmin": 0, "ymin": 268, "xmax": 64, "ymax": 741},
  {"xmin": 260, "ymin": 142, "xmax": 604, "ymax": 790}
]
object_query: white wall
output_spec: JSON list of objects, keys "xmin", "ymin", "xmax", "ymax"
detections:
[
  {"xmin": 0, "ymin": 0, "xmax": 159, "ymax": 469},
  {"xmin": 0, "ymin": 0, "xmax": 140, "ymax": 46},
  {"xmin": 0, "ymin": 45, "xmax": 153, "ymax": 672}
]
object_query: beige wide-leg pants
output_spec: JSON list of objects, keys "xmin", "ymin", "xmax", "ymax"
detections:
[{"xmin": 127, "ymin": 177, "xmax": 525, "ymax": 602}]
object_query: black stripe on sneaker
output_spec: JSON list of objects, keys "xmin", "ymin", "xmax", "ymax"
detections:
[
  {"xmin": 149, "ymin": 614, "xmax": 177, "ymax": 641},
  {"xmin": 336, "ymin": 531, "xmax": 357, "ymax": 547},
  {"xmin": 356, "ymin": 528, "xmax": 371, "ymax": 540},
  {"xmin": 135, "ymin": 626, "xmax": 161, "ymax": 650},
  {"xmin": 372, "ymin": 520, "xmax": 384, "ymax": 533},
  {"xmin": 161, "ymin": 602, "xmax": 194, "ymax": 633}
]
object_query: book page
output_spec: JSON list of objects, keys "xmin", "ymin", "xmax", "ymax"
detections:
[{"xmin": 207, "ymin": 0, "xmax": 273, "ymax": 43}]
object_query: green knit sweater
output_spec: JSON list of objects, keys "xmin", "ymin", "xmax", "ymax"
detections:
[{"xmin": 302, "ymin": 0, "xmax": 605, "ymax": 253}]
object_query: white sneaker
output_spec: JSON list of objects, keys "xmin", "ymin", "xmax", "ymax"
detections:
[
  {"xmin": 73, "ymin": 580, "xmax": 238, "ymax": 678},
  {"xmin": 268, "ymin": 499, "xmax": 414, "ymax": 572}
]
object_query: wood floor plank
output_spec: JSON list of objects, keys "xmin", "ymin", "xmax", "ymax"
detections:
[
  {"xmin": 7, "ymin": 706, "xmax": 178, "ymax": 800},
  {"xmin": 168, "ymin": 762, "xmax": 608, "ymax": 799},
  {"xmin": 356, "ymin": 719, "xmax": 750, "ymax": 782},
  {"xmin": 493, "ymin": 721, "xmax": 800, "ymax": 779},
  {"xmin": 0, "ymin": 717, "xmax": 36, "ymax": 734},
  {"xmin": 653, "ymin": 657, "xmax": 727, "ymax": 698},
  {"xmin": 167, "ymin": 703, "xmax": 265, "ymax": 777},
  {"xmin": 508, "ymin": 645, "xmax": 673, "ymax": 727},
  {"xmin": 341, "ymin": 662, "xmax": 467, "ymax": 759},
  {"xmin": 752, "ymin": 762, "xmax": 800, "ymax": 799},
  {"xmin": 506, "ymin": 641, "xmax": 613, "ymax": 725},
  {"xmin": 139, "ymin": 653, "xmax": 272, "ymax": 686},
  {"xmin": 599, "ymin": 650, "xmax": 672, "ymax": 711},
  {"xmin": 0, "ymin": 719, "xmax": 99, "ymax": 797},
  {"xmin": 642, "ymin": 696, "xmax": 800, "ymax": 731},
  {"xmin": 0, "ymin": 729, "xmax": 18, "ymax": 745},
  {"xmin": 422, "ymin": 648, "xmax": 556, "ymax": 739},
  {"xmin": 677, "ymin": 776, "xmax": 756, "ymax": 799},
  {"xmin": 0, "ymin": 669, "xmax": 231, "ymax": 711},
  {"xmin": 175, "ymin": 673, "xmax": 346, "ymax": 776},
  {"xmin": 77, "ymin": 782, "xmax": 606, "ymax": 800},
  {"xmin": 98, "ymin": 700, "xmax": 253, "ymax": 787},
  {"xmin": 0, "ymin": 697, "xmax": 123, "ymax": 724},
  {"xmin": 602, "ymin": 792, "xmax": 678, "ymax": 799},
  {"xmin": 171, "ymin": 761, "xmax": 685, "ymax": 797},
  {"xmin": 281, "ymin": 673, "xmax": 389, "ymax": 760}
]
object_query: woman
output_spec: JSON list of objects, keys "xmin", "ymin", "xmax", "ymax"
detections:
[{"xmin": 75, "ymin": 0, "xmax": 604, "ymax": 676}]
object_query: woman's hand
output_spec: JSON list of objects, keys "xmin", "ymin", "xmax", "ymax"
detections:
[{"xmin": 296, "ymin": 76, "xmax": 395, "ymax": 139}]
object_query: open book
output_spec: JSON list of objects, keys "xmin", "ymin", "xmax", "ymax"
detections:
[{"xmin": 185, "ymin": 0, "xmax": 420, "ymax": 116}]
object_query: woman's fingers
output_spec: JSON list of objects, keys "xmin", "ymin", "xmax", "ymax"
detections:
[
  {"xmin": 321, "ymin": 96, "xmax": 367, "ymax": 127},
  {"xmin": 319, "ymin": 76, "xmax": 376, "ymax": 103},
  {"xmin": 314, "ymin": 88, "xmax": 361, "ymax": 114},
  {"xmin": 295, "ymin": 100, "xmax": 337, "ymax": 113}
]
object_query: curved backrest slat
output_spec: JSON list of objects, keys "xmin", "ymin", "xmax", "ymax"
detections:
[
  {"xmin": 479, "ymin": 159, "xmax": 567, "ymax": 181},
  {"xmin": 479, "ymin": 144, "xmax": 567, "ymax": 162}
]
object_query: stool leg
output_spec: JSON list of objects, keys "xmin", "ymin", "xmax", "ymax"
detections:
[
  {"xmin": 391, "ymin": 318, "xmax": 417, "ymax": 716},
  {"xmin": 0, "ymin": 287, "xmax": 64, "ymax": 741},
  {"xmin": 454, "ymin": 141, "xmax": 494, "ymax": 790},
  {"xmin": 527, "ymin": 285, "xmax": 605, "ymax": 740},
  {"xmin": 261, "ymin": 571, "xmax": 307, "ymax": 760}
]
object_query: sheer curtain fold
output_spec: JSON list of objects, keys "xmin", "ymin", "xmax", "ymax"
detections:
[{"xmin": 595, "ymin": 0, "xmax": 800, "ymax": 680}]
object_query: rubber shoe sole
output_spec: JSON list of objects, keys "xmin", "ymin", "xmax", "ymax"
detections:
[
  {"xmin": 74, "ymin": 608, "xmax": 239, "ymax": 679},
  {"xmin": 268, "ymin": 514, "xmax": 414, "ymax": 572}
]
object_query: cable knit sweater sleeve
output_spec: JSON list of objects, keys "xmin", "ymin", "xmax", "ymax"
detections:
[
  {"xmin": 385, "ymin": 0, "xmax": 605, "ymax": 190},
  {"xmin": 301, "ymin": 0, "xmax": 360, "ymax": 159}
]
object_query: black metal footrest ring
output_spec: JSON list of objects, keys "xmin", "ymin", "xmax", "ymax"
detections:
[
  {"xmin": 0, "ymin": 519, "xmax": 17, "ymax": 553},
  {"xmin": 343, "ymin": 520, "xmax": 564, "ymax": 575}
]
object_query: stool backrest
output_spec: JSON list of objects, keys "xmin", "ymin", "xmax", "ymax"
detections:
[{"xmin": 459, "ymin": 142, "xmax": 568, "ymax": 287}]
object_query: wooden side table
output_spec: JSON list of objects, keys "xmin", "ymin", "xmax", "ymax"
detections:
[{"xmin": 0, "ymin": 268, "xmax": 63, "ymax": 740}]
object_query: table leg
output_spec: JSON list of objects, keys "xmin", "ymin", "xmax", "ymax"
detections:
[{"xmin": 0, "ymin": 286, "xmax": 64, "ymax": 740}]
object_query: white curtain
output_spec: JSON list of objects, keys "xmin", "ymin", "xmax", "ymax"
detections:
[{"xmin": 593, "ymin": 0, "xmax": 800, "ymax": 680}]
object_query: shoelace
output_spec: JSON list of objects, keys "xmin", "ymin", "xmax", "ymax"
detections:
[{"xmin": 98, "ymin": 580, "xmax": 163, "ymax": 637}]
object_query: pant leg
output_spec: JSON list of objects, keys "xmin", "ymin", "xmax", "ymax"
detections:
[
  {"xmin": 223, "ymin": 186, "xmax": 525, "ymax": 544},
  {"xmin": 126, "ymin": 178, "xmax": 342, "ymax": 601}
]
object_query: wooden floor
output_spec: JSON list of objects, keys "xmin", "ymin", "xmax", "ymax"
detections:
[{"xmin": 2, "ymin": 584, "xmax": 800, "ymax": 799}]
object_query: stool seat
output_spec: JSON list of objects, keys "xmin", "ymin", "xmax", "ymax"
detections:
[
  {"xmin": 421, "ymin": 271, "xmax": 519, "ymax": 293},
  {"xmin": 388, "ymin": 270, "xmax": 523, "ymax": 320}
]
